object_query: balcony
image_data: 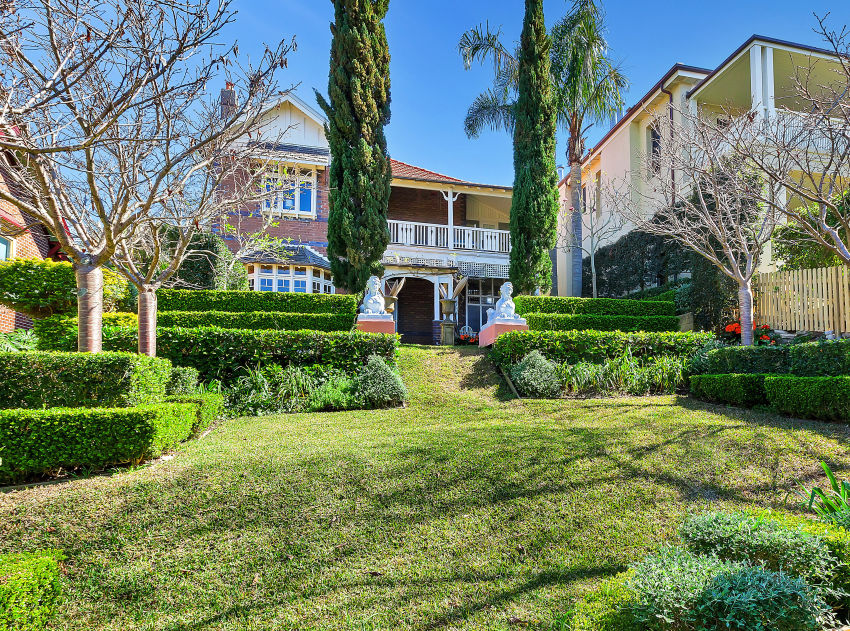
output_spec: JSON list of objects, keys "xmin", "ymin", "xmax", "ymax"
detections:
[{"xmin": 388, "ymin": 220, "xmax": 511, "ymax": 254}]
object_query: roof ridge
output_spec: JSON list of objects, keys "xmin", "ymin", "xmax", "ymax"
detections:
[{"xmin": 390, "ymin": 158, "xmax": 465, "ymax": 183}]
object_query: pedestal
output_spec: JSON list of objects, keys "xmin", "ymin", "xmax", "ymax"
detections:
[
  {"xmin": 440, "ymin": 320, "xmax": 456, "ymax": 346},
  {"xmin": 356, "ymin": 314, "xmax": 396, "ymax": 335},
  {"xmin": 478, "ymin": 319, "xmax": 529, "ymax": 347}
]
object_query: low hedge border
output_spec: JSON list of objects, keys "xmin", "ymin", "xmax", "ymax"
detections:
[
  {"xmin": 525, "ymin": 313, "xmax": 679, "ymax": 333},
  {"xmin": 515, "ymin": 295, "xmax": 674, "ymax": 317},
  {"xmin": 157, "ymin": 289, "xmax": 358, "ymax": 314},
  {"xmin": 789, "ymin": 339, "xmax": 850, "ymax": 376},
  {"xmin": 0, "ymin": 550, "xmax": 63, "ymax": 631},
  {"xmin": 689, "ymin": 374, "xmax": 771, "ymax": 408},
  {"xmin": 33, "ymin": 313, "xmax": 136, "ymax": 351},
  {"xmin": 158, "ymin": 310, "xmax": 355, "ymax": 332},
  {"xmin": 703, "ymin": 345, "xmax": 790, "ymax": 375},
  {"xmin": 765, "ymin": 375, "xmax": 850, "ymax": 422},
  {"xmin": 0, "ymin": 351, "xmax": 171, "ymax": 409},
  {"xmin": 165, "ymin": 393, "xmax": 225, "ymax": 434},
  {"xmin": 0, "ymin": 402, "xmax": 196, "ymax": 483}
]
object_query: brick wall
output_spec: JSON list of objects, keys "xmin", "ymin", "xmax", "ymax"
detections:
[
  {"xmin": 396, "ymin": 277, "xmax": 435, "ymax": 345},
  {"xmin": 388, "ymin": 188, "xmax": 466, "ymax": 226}
]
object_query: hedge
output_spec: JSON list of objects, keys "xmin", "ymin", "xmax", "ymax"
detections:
[
  {"xmin": 166, "ymin": 366, "xmax": 200, "ymax": 395},
  {"xmin": 689, "ymin": 374, "xmax": 770, "ymax": 408},
  {"xmin": 0, "ymin": 550, "xmax": 63, "ymax": 631},
  {"xmin": 33, "ymin": 312, "xmax": 137, "ymax": 351},
  {"xmin": 490, "ymin": 330, "xmax": 713, "ymax": 367},
  {"xmin": 525, "ymin": 313, "xmax": 679, "ymax": 333},
  {"xmin": 514, "ymin": 295, "xmax": 674, "ymax": 317},
  {"xmin": 157, "ymin": 310, "xmax": 355, "ymax": 332},
  {"xmin": 703, "ymin": 345, "xmax": 790, "ymax": 375},
  {"xmin": 0, "ymin": 352, "xmax": 170, "ymax": 409},
  {"xmin": 789, "ymin": 339, "xmax": 850, "ymax": 376},
  {"xmin": 157, "ymin": 289, "xmax": 357, "ymax": 314},
  {"xmin": 765, "ymin": 375, "xmax": 850, "ymax": 422},
  {"xmin": 165, "ymin": 393, "xmax": 224, "ymax": 434},
  {"xmin": 567, "ymin": 572, "xmax": 639, "ymax": 631},
  {"xmin": 0, "ymin": 403, "xmax": 196, "ymax": 483}
]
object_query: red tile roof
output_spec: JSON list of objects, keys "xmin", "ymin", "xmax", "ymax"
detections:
[{"xmin": 390, "ymin": 159, "xmax": 465, "ymax": 184}]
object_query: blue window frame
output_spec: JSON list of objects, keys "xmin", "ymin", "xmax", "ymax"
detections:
[
  {"xmin": 294, "ymin": 280, "xmax": 307, "ymax": 293},
  {"xmin": 299, "ymin": 178, "xmax": 313, "ymax": 214},
  {"xmin": 259, "ymin": 278, "xmax": 273, "ymax": 292},
  {"xmin": 278, "ymin": 278, "xmax": 290, "ymax": 293}
]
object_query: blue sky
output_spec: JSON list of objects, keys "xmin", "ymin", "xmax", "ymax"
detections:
[{"xmin": 230, "ymin": 0, "xmax": 841, "ymax": 187}]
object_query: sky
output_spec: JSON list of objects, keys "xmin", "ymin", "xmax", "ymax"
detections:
[{"xmin": 228, "ymin": 0, "xmax": 844, "ymax": 187}]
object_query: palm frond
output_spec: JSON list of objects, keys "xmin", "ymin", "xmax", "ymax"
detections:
[
  {"xmin": 458, "ymin": 22, "xmax": 518, "ymax": 79},
  {"xmin": 463, "ymin": 89, "xmax": 516, "ymax": 139}
]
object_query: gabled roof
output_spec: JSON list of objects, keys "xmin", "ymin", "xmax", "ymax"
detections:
[
  {"xmin": 263, "ymin": 92, "xmax": 328, "ymax": 127},
  {"xmin": 391, "ymin": 159, "xmax": 512, "ymax": 192}
]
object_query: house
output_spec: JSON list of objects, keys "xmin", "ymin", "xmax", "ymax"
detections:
[
  {"xmin": 555, "ymin": 35, "xmax": 847, "ymax": 296},
  {"xmin": 220, "ymin": 89, "xmax": 513, "ymax": 344}
]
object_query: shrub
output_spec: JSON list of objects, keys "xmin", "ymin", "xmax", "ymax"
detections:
[
  {"xmin": 510, "ymin": 351, "xmax": 561, "ymax": 398},
  {"xmin": 0, "ymin": 258, "xmax": 129, "ymax": 318},
  {"xmin": 0, "ymin": 550, "xmax": 63, "ymax": 631},
  {"xmin": 559, "ymin": 354, "xmax": 686, "ymax": 397},
  {"xmin": 0, "ymin": 329, "xmax": 37, "ymax": 352},
  {"xmin": 565, "ymin": 572, "xmax": 639, "ymax": 631},
  {"xmin": 164, "ymin": 393, "xmax": 224, "ymax": 434},
  {"xmin": 689, "ymin": 374, "xmax": 770, "ymax": 407},
  {"xmin": 789, "ymin": 339, "xmax": 850, "ymax": 376},
  {"xmin": 0, "ymin": 403, "xmax": 196, "ymax": 482},
  {"xmin": 627, "ymin": 356, "xmax": 686, "ymax": 395},
  {"xmin": 683, "ymin": 339, "xmax": 727, "ymax": 376},
  {"xmin": 703, "ymin": 345, "xmax": 790, "ymax": 375},
  {"xmin": 515, "ymin": 295, "xmax": 674, "ymax": 316},
  {"xmin": 33, "ymin": 312, "xmax": 138, "ymax": 351},
  {"xmin": 0, "ymin": 351, "xmax": 170, "ymax": 409},
  {"xmin": 765, "ymin": 375, "xmax": 850, "ymax": 422},
  {"xmin": 157, "ymin": 289, "xmax": 357, "ymax": 314},
  {"xmin": 158, "ymin": 310, "xmax": 355, "ymax": 332},
  {"xmin": 490, "ymin": 330, "xmax": 713, "ymax": 367},
  {"xmin": 525, "ymin": 313, "xmax": 679, "ymax": 333},
  {"xmin": 170, "ymin": 231, "xmax": 248, "ymax": 291},
  {"xmin": 354, "ymin": 355, "xmax": 408, "ymax": 409},
  {"xmin": 167, "ymin": 366, "xmax": 200, "ymax": 395},
  {"xmin": 307, "ymin": 373, "xmax": 359, "ymax": 412},
  {"xmin": 225, "ymin": 365, "xmax": 317, "ymax": 416}
]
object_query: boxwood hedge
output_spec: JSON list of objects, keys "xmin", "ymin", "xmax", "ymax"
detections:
[
  {"xmin": 0, "ymin": 550, "xmax": 63, "ymax": 631},
  {"xmin": 157, "ymin": 310, "xmax": 355, "ymax": 332},
  {"xmin": 0, "ymin": 402, "xmax": 196, "ymax": 483},
  {"xmin": 689, "ymin": 374, "xmax": 771, "ymax": 408},
  {"xmin": 765, "ymin": 375, "xmax": 850, "ymax": 422},
  {"xmin": 514, "ymin": 295, "xmax": 674, "ymax": 317},
  {"xmin": 525, "ymin": 313, "xmax": 679, "ymax": 333},
  {"xmin": 789, "ymin": 339, "xmax": 850, "ymax": 376},
  {"xmin": 33, "ymin": 312, "xmax": 137, "ymax": 351},
  {"xmin": 164, "ymin": 393, "xmax": 225, "ymax": 434},
  {"xmin": 0, "ymin": 351, "xmax": 170, "ymax": 409},
  {"xmin": 703, "ymin": 345, "xmax": 791, "ymax": 375},
  {"xmin": 157, "ymin": 289, "xmax": 357, "ymax": 314}
]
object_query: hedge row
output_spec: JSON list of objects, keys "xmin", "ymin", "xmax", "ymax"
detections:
[
  {"xmin": 689, "ymin": 374, "xmax": 770, "ymax": 408},
  {"xmin": 157, "ymin": 289, "xmax": 358, "ymax": 314},
  {"xmin": 0, "ymin": 352, "xmax": 171, "ymax": 409},
  {"xmin": 702, "ymin": 339, "xmax": 850, "ymax": 377},
  {"xmin": 33, "ymin": 313, "xmax": 137, "ymax": 351},
  {"xmin": 490, "ymin": 330, "xmax": 713, "ymax": 367},
  {"xmin": 157, "ymin": 310, "xmax": 355, "ymax": 332},
  {"xmin": 165, "ymin": 394, "xmax": 224, "ymax": 434},
  {"xmin": 0, "ymin": 550, "xmax": 63, "ymax": 630},
  {"xmin": 525, "ymin": 313, "xmax": 679, "ymax": 333},
  {"xmin": 514, "ymin": 295, "xmax": 674, "ymax": 317}
]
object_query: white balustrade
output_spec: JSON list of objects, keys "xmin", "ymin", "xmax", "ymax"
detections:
[{"xmin": 387, "ymin": 219, "xmax": 510, "ymax": 254}]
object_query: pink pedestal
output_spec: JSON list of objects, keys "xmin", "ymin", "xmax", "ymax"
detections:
[
  {"xmin": 479, "ymin": 320, "xmax": 529, "ymax": 347},
  {"xmin": 356, "ymin": 318, "xmax": 397, "ymax": 335}
]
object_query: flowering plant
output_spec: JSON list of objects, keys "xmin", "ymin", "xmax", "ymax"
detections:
[
  {"xmin": 457, "ymin": 333, "xmax": 479, "ymax": 346},
  {"xmin": 720, "ymin": 321, "xmax": 779, "ymax": 345}
]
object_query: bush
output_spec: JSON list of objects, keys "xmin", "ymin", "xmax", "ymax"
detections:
[
  {"xmin": 0, "ymin": 550, "xmax": 63, "ymax": 631},
  {"xmin": 167, "ymin": 366, "xmax": 200, "ymax": 395},
  {"xmin": 170, "ymin": 231, "xmax": 248, "ymax": 291},
  {"xmin": 157, "ymin": 289, "xmax": 357, "ymax": 314},
  {"xmin": 703, "ymin": 345, "xmax": 790, "ymax": 375},
  {"xmin": 225, "ymin": 365, "xmax": 317, "ymax": 416},
  {"xmin": 0, "ymin": 329, "xmax": 37, "ymax": 352},
  {"xmin": 683, "ymin": 339, "xmax": 727, "ymax": 376},
  {"xmin": 307, "ymin": 373, "xmax": 359, "ymax": 412},
  {"xmin": 515, "ymin": 295, "xmax": 674, "ymax": 316},
  {"xmin": 0, "ymin": 403, "xmax": 196, "ymax": 482},
  {"xmin": 490, "ymin": 330, "xmax": 713, "ymax": 368},
  {"xmin": 158, "ymin": 310, "xmax": 355, "ymax": 332},
  {"xmin": 354, "ymin": 355, "xmax": 408, "ymax": 409},
  {"xmin": 789, "ymin": 339, "xmax": 850, "ymax": 376},
  {"xmin": 765, "ymin": 375, "xmax": 850, "ymax": 422},
  {"xmin": 510, "ymin": 351, "xmax": 561, "ymax": 398},
  {"xmin": 559, "ymin": 354, "xmax": 686, "ymax": 397},
  {"xmin": 0, "ymin": 258, "xmax": 129, "ymax": 318},
  {"xmin": 565, "ymin": 572, "xmax": 639, "ymax": 631},
  {"xmin": 33, "ymin": 312, "xmax": 137, "ymax": 351},
  {"xmin": 164, "ymin": 393, "xmax": 224, "ymax": 434},
  {"xmin": 525, "ymin": 313, "xmax": 679, "ymax": 333},
  {"xmin": 0, "ymin": 351, "xmax": 170, "ymax": 409},
  {"xmin": 689, "ymin": 374, "xmax": 770, "ymax": 407}
]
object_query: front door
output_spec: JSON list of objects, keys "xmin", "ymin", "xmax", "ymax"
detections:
[{"xmin": 396, "ymin": 277, "xmax": 435, "ymax": 344}]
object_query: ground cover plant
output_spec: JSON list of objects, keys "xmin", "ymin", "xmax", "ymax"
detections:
[{"xmin": 0, "ymin": 550, "xmax": 64, "ymax": 630}]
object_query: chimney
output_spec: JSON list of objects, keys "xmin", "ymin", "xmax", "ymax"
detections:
[{"xmin": 220, "ymin": 82, "xmax": 237, "ymax": 120}]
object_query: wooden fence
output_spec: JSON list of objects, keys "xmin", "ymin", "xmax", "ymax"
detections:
[{"xmin": 755, "ymin": 266, "xmax": 850, "ymax": 335}]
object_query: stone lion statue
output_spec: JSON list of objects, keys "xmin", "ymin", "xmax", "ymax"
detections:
[
  {"xmin": 486, "ymin": 281, "xmax": 521, "ymax": 324},
  {"xmin": 360, "ymin": 275, "xmax": 387, "ymax": 315}
]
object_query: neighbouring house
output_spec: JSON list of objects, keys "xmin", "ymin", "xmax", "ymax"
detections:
[
  {"xmin": 555, "ymin": 35, "xmax": 847, "ymax": 297},
  {"xmin": 220, "ymin": 89, "xmax": 513, "ymax": 344}
]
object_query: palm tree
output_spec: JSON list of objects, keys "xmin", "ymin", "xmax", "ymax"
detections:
[{"xmin": 459, "ymin": 0, "xmax": 627, "ymax": 296}]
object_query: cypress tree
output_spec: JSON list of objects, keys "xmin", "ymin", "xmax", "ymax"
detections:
[
  {"xmin": 316, "ymin": 0, "xmax": 392, "ymax": 292},
  {"xmin": 509, "ymin": 0, "xmax": 560, "ymax": 294}
]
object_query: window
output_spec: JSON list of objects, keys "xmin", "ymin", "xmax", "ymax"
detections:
[
  {"xmin": 313, "ymin": 280, "xmax": 322, "ymax": 293},
  {"xmin": 263, "ymin": 164, "xmax": 318, "ymax": 217},
  {"xmin": 260, "ymin": 265, "xmax": 273, "ymax": 275},
  {"xmin": 278, "ymin": 278, "xmax": 289, "ymax": 292},
  {"xmin": 648, "ymin": 126, "xmax": 662, "ymax": 175},
  {"xmin": 294, "ymin": 279, "xmax": 307, "ymax": 293},
  {"xmin": 248, "ymin": 278, "xmax": 255, "ymax": 291},
  {"xmin": 246, "ymin": 263, "xmax": 334, "ymax": 295},
  {"xmin": 465, "ymin": 278, "xmax": 505, "ymax": 333},
  {"xmin": 259, "ymin": 277, "xmax": 273, "ymax": 292},
  {"xmin": 0, "ymin": 237, "xmax": 10, "ymax": 261}
]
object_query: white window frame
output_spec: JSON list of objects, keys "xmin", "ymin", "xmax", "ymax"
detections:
[
  {"xmin": 263, "ymin": 164, "xmax": 318, "ymax": 219},
  {"xmin": 0, "ymin": 235, "xmax": 12, "ymax": 261},
  {"xmin": 245, "ymin": 263, "xmax": 335, "ymax": 294}
]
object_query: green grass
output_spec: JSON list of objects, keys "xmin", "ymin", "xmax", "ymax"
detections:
[{"xmin": 2, "ymin": 346, "xmax": 849, "ymax": 630}]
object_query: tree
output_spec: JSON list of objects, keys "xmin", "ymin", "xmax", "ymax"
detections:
[
  {"xmin": 459, "ymin": 0, "xmax": 627, "ymax": 295},
  {"xmin": 0, "ymin": 0, "xmax": 289, "ymax": 352},
  {"xmin": 771, "ymin": 194, "xmax": 849, "ymax": 270},
  {"xmin": 316, "ymin": 0, "xmax": 392, "ymax": 293},
  {"xmin": 171, "ymin": 231, "xmax": 249, "ymax": 291}
]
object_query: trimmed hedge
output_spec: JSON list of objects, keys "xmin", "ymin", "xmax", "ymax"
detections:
[
  {"xmin": 167, "ymin": 366, "xmax": 200, "ymax": 395},
  {"xmin": 0, "ymin": 403, "xmax": 196, "ymax": 483},
  {"xmin": 33, "ymin": 312, "xmax": 137, "ymax": 351},
  {"xmin": 525, "ymin": 313, "xmax": 679, "ymax": 332},
  {"xmin": 515, "ymin": 295, "xmax": 674, "ymax": 317},
  {"xmin": 765, "ymin": 375, "xmax": 850, "ymax": 422},
  {"xmin": 0, "ymin": 550, "xmax": 63, "ymax": 631},
  {"xmin": 157, "ymin": 289, "xmax": 357, "ymax": 314},
  {"xmin": 689, "ymin": 374, "xmax": 770, "ymax": 408},
  {"xmin": 157, "ymin": 310, "xmax": 355, "ymax": 332},
  {"xmin": 490, "ymin": 330, "xmax": 713, "ymax": 367},
  {"xmin": 703, "ymin": 345, "xmax": 790, "ymax": 375},
  {"xmin": 164, "ymin": 394, "xmax": 224, "ymax": 434},
  {"xmin": 0, "ymin": 352, "xmax": 170, "ymax": 409},
  {"xmin": 567, "ymin": 572, "xmax": 639, "ymax": 631},
  {"xmin": 789, "ymin": 339, "xmax": 850, "ymax": 376}
]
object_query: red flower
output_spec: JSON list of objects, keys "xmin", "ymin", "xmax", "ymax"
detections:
[
  {"xmin": 760, "ymin": 335, "xmax": 770, "ymax": 341},
  {"xmin": 762, "ymin": 325, "xmax": 770, "ymax": 330},
  {"xmin": 725, "ymin": 324, "xmax": 735, "ymax": 333}
]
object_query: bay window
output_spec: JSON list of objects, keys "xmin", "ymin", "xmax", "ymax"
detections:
[{"xmin": 245, "ymin": 263, "xmax": 335, "ymax": 294}]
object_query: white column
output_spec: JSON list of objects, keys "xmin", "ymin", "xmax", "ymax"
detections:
[
  {"xmin": 750, "ymin": 45, "xmax": 764, "ymax": 117},
  {"xmin": 433, "ymin": 278, "xmax": 441, "ymax": 320},
  {"xmin": 441, "ymin": 189, "xmax": 459, "ymax": 249},
  {"xmin": 762, "ymin": 46, "xmax": 775, "ymax": 118}
]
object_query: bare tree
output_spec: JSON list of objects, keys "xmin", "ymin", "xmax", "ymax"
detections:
[{"xmin": 0, "ymin": 0, "xmax": 291, "ymax": 352}]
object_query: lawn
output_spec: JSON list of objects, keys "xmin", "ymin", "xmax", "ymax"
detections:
[{"xmin": 2, "ymin": 346, "xmax": 849, "ymax": 630}]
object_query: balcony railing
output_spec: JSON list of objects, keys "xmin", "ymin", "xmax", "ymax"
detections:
[{"xmin": 388, "ymin": 219, "xmax": 510, "ymax": 254}]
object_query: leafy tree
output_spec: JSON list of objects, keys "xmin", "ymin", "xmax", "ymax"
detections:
[
  {"xmin": 316, "ymin": 0, "xmax": 392, "ymax": 293},
  {"xmin": 772, "ymin": 193, "xmax": 849, "ymax": 270},
  {"xmin": 172, "ymin": 232, "xmax": 249, "ymax": 291}
]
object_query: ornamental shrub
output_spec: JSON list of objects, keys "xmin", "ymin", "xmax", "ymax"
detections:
[
  {"xmin": 0, "ymin": 351, "xmax": 170, "ymax": 409},
  {"xmin": 307, "ymin": 372, "xmax": 359, "ymax": 412},
  {"xmin": 0, "ymin": 550, "xmax": 63, "ymax": 631},
  {"xmin": 515, "ymin": 295, "xmax": 674, "ymax": 316},
  {"xmin": 0, "ymin": 329, "xmax": 36, "ymax": 352},
  {"xmin": 158, "ymin": 310, "xmax": 355, "ymax": 332},
  {"xmin": 164, "ymin": 393, "xmax": 224, "ymax": 434},
  {"xmin": 565, "ymin": 572, "xmax": 639, "ymax": 631},
  {"xmin": 703, "ymin": 345, "xmax": 791, "ymax": 375},
  {"xmin": 689, "ymin": 374, "xmax": 770, "ymax": 408},
  {"xmin": 166, "ymin": 366, "xmax": 200, "ymax": 395},
  {"xmin": 353, "ymin": 355, "xmax": 408, "ymax": 409},
  {"xmin": 765, "ymin": 375, "xmax": 850, "ymax": 422},
  {"xmin": 33, "ymin": 312, "xmax": 137, "ymax": 351},
  {"xmin": 0, "ymin": 258, "xmax": 129, "ymax": 318},
  {"xmin": 0, "ymin": 403, "xmax": 196, "ymax": 482},
  {"xmin": 157, "ymin": 289, "xmax": 357, "ymax": 314},
  {"xmin": 525, "ymin": 313, "xmax": 679, "ymax": 332},
  {"xmin": 789, "ymin": 339, "xmax": 850, "ymax": 376},
  {"xmin": 558, "ymin": 354, "xmax": 686, "ymax": 397},
  {"xmin": 170, "ymin": 231, "xmax": 248, "ymax": 291},
  {"xmin": 510, "ymin": 351, "xmax": 561, "ymax": 398},
  {"xmin": 225, "ymin": 365, "xmax": 317, "ymax": 416}
]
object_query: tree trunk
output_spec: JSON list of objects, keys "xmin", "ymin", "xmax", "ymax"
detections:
[
  {"xmin": 738, "ymin": 282, "xmax": 755, "ymax": 346},
  {"xmin": 138, "ymin": 288, "xmax": 157, "ymax": 357},
  {"xmin": 569, "ymin": 161, "xmax": 583, "ymax": 297},
  {"xmin": 75, "ymin": 263, "xmax": 103, "ymax": 353},
  {"xmin": 590, "ymin": 250, "xmax": 598, "ymax": 298}
]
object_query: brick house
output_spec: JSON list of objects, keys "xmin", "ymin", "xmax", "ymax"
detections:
[{"xmin": 223, "ymin": 90, "xmax": 513, "ymax": 344}]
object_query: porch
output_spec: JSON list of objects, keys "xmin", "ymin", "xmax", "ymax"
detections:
[{"xmin": 388, "ymin": 220, "xmax": 510, "ymax": 254}]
